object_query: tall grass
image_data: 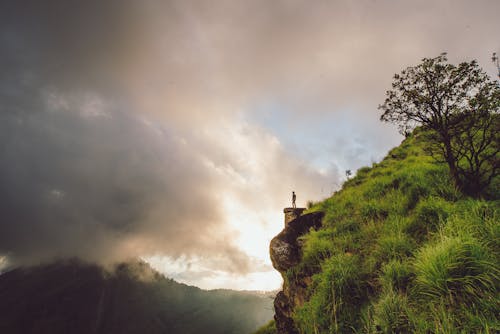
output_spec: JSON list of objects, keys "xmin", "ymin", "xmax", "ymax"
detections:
[
  {"xmin": 273, "ymin": 131, "xmax": 499, "ymax": 334},
  {"xmin": 413, "ymin": 235, "xmax": 498, "ymax": 308},
  {"xmin": 372, "ymin": 290, "xmax": 414, "ymax": 333},
  {"xmin": 294, "ymin": 254, "xmax": 364, "ymax": 333},
  {"xmin": 379, "ymin": 260, "xmax": 413, "ymax": 293},
  {"xmin": 376, "ymin": 232, "xmax": 415, "ymax": 262},
  {"xmin": 405, "ymin": 196, "xmax": 453, "ymax": 242}
]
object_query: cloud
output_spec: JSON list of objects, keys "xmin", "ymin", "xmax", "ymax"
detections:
[
  {"xmin": 0, "ymin": 1, "xmax": 334, "ymax": 274},
  {"xmin": 1, "ymin": 89, "xmax": 224, "ymax": 263},
  {"xmin": 0, "ymin": 0, "xmax": 498, "ymax": 286}
]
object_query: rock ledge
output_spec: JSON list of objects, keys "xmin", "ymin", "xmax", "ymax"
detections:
[{"xmin": 270, "ymin": 210, "xmax": 324, "ymax": 333}]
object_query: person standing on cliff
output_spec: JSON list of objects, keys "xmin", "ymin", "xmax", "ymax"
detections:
[{"xmin": 292, "ymin": 191, "xmax": 296, "ymax": 208}]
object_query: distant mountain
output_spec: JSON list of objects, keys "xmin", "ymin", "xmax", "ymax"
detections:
[{"xmin": 0, "ymin": 259, "xmax": 274, "ymax": 334}]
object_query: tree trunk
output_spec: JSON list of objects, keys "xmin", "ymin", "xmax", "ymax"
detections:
[{"xmin": 442, "ymin": 135, "xmax": 462, "ymax": 192}]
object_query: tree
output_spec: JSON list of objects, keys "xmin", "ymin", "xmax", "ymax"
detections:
[{"xmin": 379, "ymin": 53, "xmax": 500, "ymax": 197}]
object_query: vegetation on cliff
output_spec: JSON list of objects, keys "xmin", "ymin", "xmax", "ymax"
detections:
[
  {"xmin": 258, "ymin": 128, "xmax": 499, "ymax": 333},
  {"xmin": 296, "ymin": 129, "xmax": 498, "ymax": 333}
]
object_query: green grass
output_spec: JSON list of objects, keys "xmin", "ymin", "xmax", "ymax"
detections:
[
  {"xmin": 413, "ymin": 235, "xmax": 498, "ymax": 307},
  {"xmin": 372, "ymin": 290, "xmax": 415, "ymax": 333},
  {"xmin": 295, "ymin": 254, "xmax": 365, "ymax": 333},
  {"xmin": 379, "ymin": 259, "xmax": 413, "ymax": 293},
  {"xmin": 280, "ymin": 129, "xmax": 499, "ymax": 333}
]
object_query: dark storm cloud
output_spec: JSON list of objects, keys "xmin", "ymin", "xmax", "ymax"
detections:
[
  {"xmin": 0, "ymin": 0, "xmax": 254, "ymax": 271},
  {"xmin": 0, "ymin": 88, "xmax": 248, "ymax": 267}
]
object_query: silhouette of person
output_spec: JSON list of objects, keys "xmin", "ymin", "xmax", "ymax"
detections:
[{"xmin": 292, "ymin": 191, "xmax": 296, "ymax": 208}]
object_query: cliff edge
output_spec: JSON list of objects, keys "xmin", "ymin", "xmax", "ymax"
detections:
[{"xmin": 270, "ymin": 210, "xmax": 324, "ymax": 333}]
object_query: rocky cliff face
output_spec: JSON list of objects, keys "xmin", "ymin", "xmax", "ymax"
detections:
[{"xmin": 269, "ymin": 209, "xmax": 324, "ymax": 334}]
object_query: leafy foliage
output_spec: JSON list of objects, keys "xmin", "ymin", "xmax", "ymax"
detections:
[{"xmin": 379, "ymin": 54, "xmax": 500, "ymax": 197}]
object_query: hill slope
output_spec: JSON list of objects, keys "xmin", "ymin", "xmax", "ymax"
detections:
[
  {"xmin": 0, "ymin": 260, "xmax": 274, "ymax": 334},
  {"xmin": 263, "ymin": 129, "xmax": 499, "ymax": 333}
]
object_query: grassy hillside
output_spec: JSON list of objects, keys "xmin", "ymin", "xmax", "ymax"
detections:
[
  {"xmin": 0, "ymin": 260, "xmax": 274, "ymax": 334},
  {"xmin": 260, "ymin": 128, "xmax": 499, "ymax": 333}
]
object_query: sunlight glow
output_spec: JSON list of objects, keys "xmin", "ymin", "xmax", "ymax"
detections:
[{"xmin": 144, "ymin": 187, "xmax": 285, "ymax": 291}]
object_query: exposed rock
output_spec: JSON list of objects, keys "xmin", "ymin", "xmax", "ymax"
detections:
[
  {"xmin": 273, "ymin": 291, "xmax": 298, "ymax": 334},
  {"xmin": 270, "ymin": 211, "xmax": 324, "ymax": 272},
  {"xmin": 270, "ymin": 210, "xmax": 324, "ymax": 334},
  {"xmin": 283, "ymin": 208, "xmax": 306, "ymax": 226}
]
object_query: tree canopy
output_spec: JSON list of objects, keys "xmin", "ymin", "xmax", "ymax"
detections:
[{"xmin": 379, "ymin": 54, "xmax": 499, "ymax": 197}]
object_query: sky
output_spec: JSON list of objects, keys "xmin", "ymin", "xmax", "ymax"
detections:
[{"xmin": 0, "ymin": 0, "xmax": 499, "ymax": 290}]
